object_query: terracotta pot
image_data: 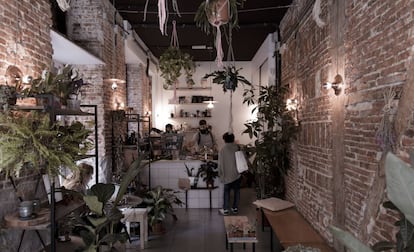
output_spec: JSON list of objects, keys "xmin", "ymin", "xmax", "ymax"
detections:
[
  {"xmin": 151, "ymin": 222, "xmax": 165, "ymax": 235},
  {"xmin": 207, "ymin": 0, "xmax": 229, "ymax": 26}
]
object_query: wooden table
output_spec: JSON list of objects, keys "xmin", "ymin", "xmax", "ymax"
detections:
[
  {"xmin": 223, "ymin": 216, "xmax": 258, "ymax": 252},
  {"xmin": 4, "ymin": 201, "xmax": 85, "ymax": 252},
  {"xmin": 121, "ymin": 207, "xmax": 149, "ymax": 250}
]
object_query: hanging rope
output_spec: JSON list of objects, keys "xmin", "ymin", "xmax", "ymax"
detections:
[
  {"xmin": 170, "ymin": 20, "xmax": 179, "ymax": 104},
  {"xmin": 158, "ymin": 0, "xmax": 167, "ymax": 35},
  {"xmin": 225, "ymin": 22, "xmax": 235, "ymax": 133},
  {"xmin": 172, "ymin": 0, "xmax": 181, "ymax": 18},
  {"xmin": 207, "ymin": 0, "xmax": 230, "ymax": 68},
  {"xmin": 143, "ymin": 0, "xmax": 150, "ymax": 21},
  {"xmin": 214, "ymin": 25, "xmax": 224, "ymax": 68},
  {"xmin": 376, "ymin": 87, "xmax": 396, "ymax": 152},
  {"xmin": 56, "ymin": 0, "xmax": 71, "ymax": 12},
  {"xmin": 170, "ymin": 20, "xmax": 179, "ymax": 48}
]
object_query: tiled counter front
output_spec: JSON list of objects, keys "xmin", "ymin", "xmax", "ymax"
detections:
[{"xmin": 141, "ymin": 160, "xmax": 223, "ymax": 209}]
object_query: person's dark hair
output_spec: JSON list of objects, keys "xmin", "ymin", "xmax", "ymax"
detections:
[
  {"xmin": 165, "ymin": 123, "xmax": 173, "ymax": 131},
  {"xmin": 223, "ymin": 132, "xmax": 235, "ymax": 143},
  {"xmin": 199, "ymin": 119, "xmax": 207, "ymax": 126}
]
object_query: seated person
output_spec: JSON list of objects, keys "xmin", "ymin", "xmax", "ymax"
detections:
[
  {"xmin": 63, "ymin": 163, "xmax": 93, "ymax": 194},
  {"xmin": 191, "ymin": 119, "xmax": 217, "ymax": 153}
]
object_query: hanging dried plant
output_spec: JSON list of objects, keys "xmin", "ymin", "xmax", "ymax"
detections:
[{"xmin": 376, "ymin": 87, "xmax": 397, "ymax": 152}]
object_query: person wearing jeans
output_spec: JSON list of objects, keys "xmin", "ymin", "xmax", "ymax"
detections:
[{"xmin": 218, "ymin": 132, "xmax": 241, "ymax": 215}]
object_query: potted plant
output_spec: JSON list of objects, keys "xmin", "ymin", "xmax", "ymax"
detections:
[
  {"xmin": 21, "ymin": 65, "xmax": 88, "ymax": 107},
  {"xmin": 72, "ymin": 157, "xmax": 148, "ymax": 251},
  {"xmin": 194, "ymin": 0, "xmax": 246, "ymax": 35},
  {"xmin": 330, "ymin": 152, "xmax": 414, "ymax": 252},
  {"xmin": 242, "ymin": 85, "xmax": 299, "ymax": 199},
  {"xmin": 143, "ymin": 185, "xmax": 184, "ymax": 234},
  {"xmin": 185, "ymin": 163, "xmax": 201, "ymax": 188},
  {"xmin": 204, "ymin": 65, "xmax": 251, "ymax": 92},
  {"xmin": 159, "ymin": 47, "xmax": 196, "ymax": 89},
  {"xmin": 198, "ymin": 161, "xmax": 219, "ymax": 188},
  {"xmin": 0, "ymin": 111, "xmax": 92, "ymax": 178}
]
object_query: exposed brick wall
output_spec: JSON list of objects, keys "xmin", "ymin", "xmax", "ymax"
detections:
[
  {"xmin": 67, "ymin": 0, "xmax": 127, "ymax": 182},
  {"xmin": 0, "ymin": 1, "xmax": 53, "ymax": 250},
  {"xmin": 281, "ymin": 0, "xmax": 414, "ymax": 249}
]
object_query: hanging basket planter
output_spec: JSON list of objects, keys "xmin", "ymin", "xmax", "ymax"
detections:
[{"xmin": 207, "ymin": 0, "xmax": 230, "ymax": 26}]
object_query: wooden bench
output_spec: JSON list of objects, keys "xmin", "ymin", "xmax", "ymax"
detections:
[
  {"xmin": 224, "ymin": 216, "xmax": 258, "ymax": 252},
  {"xmin": 262, "ymin": 208, "xmax": 334, "ymax": 252}
]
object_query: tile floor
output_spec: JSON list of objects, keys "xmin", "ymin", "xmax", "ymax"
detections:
[
  {"xmin": 50, "ymin": 187, "xmax": 281, "ymax": 252},
  {"xmin": 124, "ymin": 187, "xmax": 278, "ymax": 252}
]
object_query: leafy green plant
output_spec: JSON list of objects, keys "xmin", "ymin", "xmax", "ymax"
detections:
[
  {"xmin": 143, "ymin": 185, "xmax": 184, "ymax": 228},
  {"xmin": 199, "ymin": 161, "xmax": 218, "ymax": 186},
  {"xmin": 242, "ymin": 85, "xmax": 299, "ymax": 199},
  {"xmin": 329, "ymin": 152, "xmax": 414, "ymax": 252},
  {"xmin": 21, "ymin": 65, "xmax": 88, "ymax": 104},
  {"xmin": 204, "ymin": 65, "xmax": 251, "ymax": 92},
  {"xmin": 159, "ymin": 47, "xmax": 196, "ymax": 89},
  {"xmin": 194, "ymin": 0, "xmax": 246, "ymax": 35},
  {"xmin": 0, "ymin": 111, "xmax": 92, "ymax": 177},
  {"xmin": 74, "ymin": 157, "xmax": 147, "ymax": 251}
]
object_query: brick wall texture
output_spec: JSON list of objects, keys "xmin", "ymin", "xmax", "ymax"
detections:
[
  {"xmin": 0, "ymin": 0, "xmax": 133, "ymax": 250},
  {"xmin": 280, "ymin": 0, "xmax": 414, "ymax": 249}
]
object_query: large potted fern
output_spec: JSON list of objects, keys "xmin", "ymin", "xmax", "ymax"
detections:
[{"xmin": 0, "ymin": 111, "xmax": 92, "ymax": 178}]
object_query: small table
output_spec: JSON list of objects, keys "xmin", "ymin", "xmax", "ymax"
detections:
[
  {"xmin": 224, "ymin": 216, "xmax": 257, "ymax": 252},
  {"xmin": 183, "ymin": 186, "xmax": 218, "ymax": 209},
  {"xmin": 121, "ymin": 207, "xmax": 149, "ymax": 250}
]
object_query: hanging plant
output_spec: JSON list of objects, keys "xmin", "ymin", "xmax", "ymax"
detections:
[
  {"xmin": 195, "ymin": 0, "xmax": 246, "ymax": 67},
  {"xmin": 204, "ymin": 65, "xmax": 251, "ymax": 92},
  {"xmin": 159, "ymin": 46, "xmax": 196, "ymax": 89},
  {"xmin": 194, "ymin": 0, "xmax": 245, "ymax": 35}
]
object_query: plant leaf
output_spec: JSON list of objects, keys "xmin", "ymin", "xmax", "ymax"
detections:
[
  {"xmin": 385, "ymin": 152, "xmax": 414, "ymax": 225},
  {"xmin": 329, "ymin": 225, "xmax": 373, "ymax": 252}
]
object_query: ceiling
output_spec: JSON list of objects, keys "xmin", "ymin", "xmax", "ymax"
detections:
[{"xmin": 114, "ymin": 0, "xmax": 293, "ymax": 61}]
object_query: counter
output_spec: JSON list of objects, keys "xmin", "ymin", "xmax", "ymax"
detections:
[{"xmin": 141, "ymin": 160, "xmax": 223, "ymax": 209}]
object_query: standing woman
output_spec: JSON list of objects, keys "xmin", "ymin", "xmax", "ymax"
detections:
[{"xmin": 218, "ymin": 132, "xmax": 241, "ymax": 215}]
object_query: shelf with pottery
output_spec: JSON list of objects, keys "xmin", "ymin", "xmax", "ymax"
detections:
[{"xmin": 165, "ymin": 86, "xmax": 212, "ymax": 91}]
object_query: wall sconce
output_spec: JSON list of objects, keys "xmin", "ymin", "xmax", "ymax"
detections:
[
  {"xmin": 323, "ymin": 74, "xmax": 343, "ymax": 95},
  {"xmin": 286, "ymin": 98, "xmax": 298, "ymax": 111},
  {"xmin": 104, "ymin": 78, "xmax": 125, "ymax": 91}
]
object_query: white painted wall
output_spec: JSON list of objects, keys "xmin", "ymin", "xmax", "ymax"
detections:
[
  {"xmin": 127, "ymin": 29, "xmax": 278, "ymax": 150},
  {"xmin": 152, "ymin": 61, "xmax": 257, "ymax": 150}
]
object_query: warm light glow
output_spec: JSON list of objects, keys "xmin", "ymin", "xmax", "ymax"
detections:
[
  {"xmin": 207, "ymin": 101, "xmax": 214, "ymax": 109},
  {"xmin": 286, "ymin": 98, "xmax": 298, "ymax": 111},
  {"xmin": 323, "ymin": 82, "xmax": 332, "ymax": 90},
  {"xmin": 111, "ymin": 81, "xmax": 118, "ymax": 90},
  {"xmin": 323, "ymin": 74, "xmax": 343, "ymax": 96}
]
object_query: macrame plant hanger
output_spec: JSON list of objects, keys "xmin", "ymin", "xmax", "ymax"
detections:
[
  {"xmin": 207, "ymin": 0, "xmax": 230, "ymax": 68},
  {"xmin": 168, "ymin": 20, "xmax": 179, "ymax": 104},
  {"xmin": 225, "ymin": 22, "xmax": 235, "ymax": 134}
]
